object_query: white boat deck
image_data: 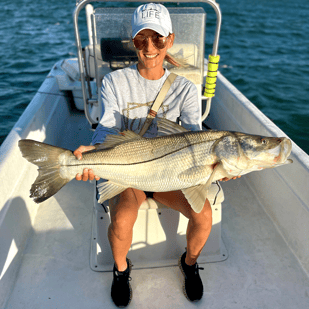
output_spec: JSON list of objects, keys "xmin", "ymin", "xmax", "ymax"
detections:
[{"xmin": 3, "ymin": 113, "xmax": 309, "ymax": 309}]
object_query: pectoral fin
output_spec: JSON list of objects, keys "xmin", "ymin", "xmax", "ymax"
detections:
[
  {"xmin": 182, "ymin": 183, "xmax": 211, "ymax": 213},
  {"xmin": 204, "ymin": 162, "xmax": 222, "ymax": 187},
  {"xmin": 97, "ymin": 181, "xmax": 127, "ymax": 204}
]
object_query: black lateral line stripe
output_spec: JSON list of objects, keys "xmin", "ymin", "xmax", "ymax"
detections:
[{"xmin": 64, "ymin": 139, "xmax": 209, "ymax": 167}]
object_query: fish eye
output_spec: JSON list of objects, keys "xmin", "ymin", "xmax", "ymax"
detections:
[{"xmin": 261, "ymin": 138, "xmax": 267, "ymax": 145}]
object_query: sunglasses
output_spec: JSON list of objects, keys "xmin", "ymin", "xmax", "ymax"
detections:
[{"xmin": 133, "ymin": 34, "xmax": 169, "ymax": 50}]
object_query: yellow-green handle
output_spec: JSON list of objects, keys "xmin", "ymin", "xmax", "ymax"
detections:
[{"xmin": 204, "ymin": 54, "xmax": 220, "ymax": 97}]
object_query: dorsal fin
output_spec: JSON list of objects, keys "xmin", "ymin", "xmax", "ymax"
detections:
[
  {"xmin": 96, "ymin": 130, "xmax": 143, "ymax": 150},
  {"xmin": 157, "ymin": 118, "xmax": 188, "ymax": 136}
]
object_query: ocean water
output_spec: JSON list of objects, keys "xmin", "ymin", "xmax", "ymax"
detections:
[{"xmin": 1, "ymin": 0, "xmax": 308, "ymax": 154}]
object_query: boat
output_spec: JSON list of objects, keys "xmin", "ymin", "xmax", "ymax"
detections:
[{"xmin": 1, "ymin": 0, "xmax": 308, "ymax": 308}]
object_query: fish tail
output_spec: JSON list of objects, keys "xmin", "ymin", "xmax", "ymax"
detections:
[{"xmin": 18, "ymin": 139, "xmax": 73, "ymax": 203}]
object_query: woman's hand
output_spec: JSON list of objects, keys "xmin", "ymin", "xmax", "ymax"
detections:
[{"xmin": 73, "ymin": 145, "xmax": 100, "ymax": 181}]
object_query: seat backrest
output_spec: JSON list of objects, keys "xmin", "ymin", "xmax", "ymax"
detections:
[{"xmin": 86, "ymin": 7, "xmax": 206, "ymax": 86}]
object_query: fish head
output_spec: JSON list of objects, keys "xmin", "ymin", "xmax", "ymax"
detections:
[{"xmin": 235, "ymin": 133, "xmax": 293, "ymax": 170}]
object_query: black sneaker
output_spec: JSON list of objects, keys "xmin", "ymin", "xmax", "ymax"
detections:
[
  {"xmin": 178, "ymin": 252, "xmax": 204, "ymax": 302},
  {"xmin": 111, "ymin": 259, "xmax": 133, "ymax": 307}
]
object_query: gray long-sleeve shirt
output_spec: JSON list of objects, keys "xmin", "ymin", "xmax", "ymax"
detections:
[{"xmin": 92, "ymin": 64, "xmax": 201, "ymax": 145}]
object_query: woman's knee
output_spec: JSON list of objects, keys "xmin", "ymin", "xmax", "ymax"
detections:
[
  {"xmin": 189, "ymin": 199, "xmax": 213, "ymax": 227},
  {"xmin": 120, "ymin": 188, "xmax": 147, "ymax": 207},
  {"xmin": 109, "ymin": 188, "xmax": 145, "ymax": 240}
]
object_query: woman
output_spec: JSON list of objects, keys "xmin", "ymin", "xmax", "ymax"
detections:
[{"xmin": 74, "ymin": 3, "xmax": 216, "ymax": 307}]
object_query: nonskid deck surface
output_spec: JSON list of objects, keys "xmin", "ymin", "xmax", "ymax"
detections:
[
  {"xmin": 5, "ymin": 178, "xmax": 309, "ymax": 308},
  {"xmin": 5, "ymin": 114, "xmax": 309, "ymax": 308}
]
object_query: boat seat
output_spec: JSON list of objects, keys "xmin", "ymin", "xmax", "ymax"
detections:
[
  {"xmin": 84, "ymin": 6, "xmax": 206, "ymax": 102},
  {"xmin": 90, "ymin": 182, "xmax": 227, "ymax": 271}
]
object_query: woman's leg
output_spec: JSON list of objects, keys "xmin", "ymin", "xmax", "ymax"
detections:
[
  {"xmin": 108, "ymin": 188, "xmax": 147, "ymax": 271},
  {"xmin": 153, "ymin": 190, "xmax": 212, "ymax": 265}
]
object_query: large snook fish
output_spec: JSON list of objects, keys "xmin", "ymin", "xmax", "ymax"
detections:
[{"xmin": 18, "ymin": 118, "xmax": 292, "ymax": 213}]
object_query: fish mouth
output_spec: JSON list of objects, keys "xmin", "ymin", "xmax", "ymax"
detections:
[{"xmin": 270, "ymin": 137, "xmax": 292, "ymax": 164}]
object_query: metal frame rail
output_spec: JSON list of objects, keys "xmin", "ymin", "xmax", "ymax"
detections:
[{"xmin": 73, "ymin": 0, "xmax": 222, "ymax": 125}]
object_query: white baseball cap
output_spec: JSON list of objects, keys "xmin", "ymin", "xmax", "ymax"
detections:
[{"xmin": 131, "ymin": 3, "xmax": 173, "ymax": 38}]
